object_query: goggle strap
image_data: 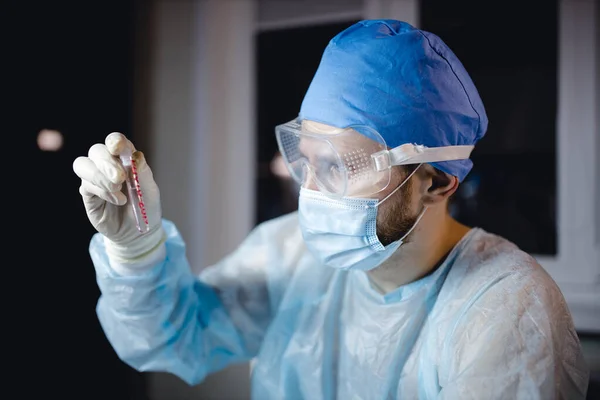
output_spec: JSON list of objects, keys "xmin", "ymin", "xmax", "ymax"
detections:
[{"xmin": 389, "ymin": 144, "xmax": 475, "ymax": 166}]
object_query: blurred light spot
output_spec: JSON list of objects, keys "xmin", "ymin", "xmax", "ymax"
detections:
[
  {"xmin": 37, "ymin": 129, "xmax": 64, "ymax": 151},
  {"xmin": 270, "ymin": 153, "xmax": 291, "ymax": 179},
  {"xmin": 459, "ymin": 180, "xmax": 479, "ymax": 199}
]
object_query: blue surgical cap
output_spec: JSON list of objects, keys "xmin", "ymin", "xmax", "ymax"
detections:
[{"xmin": 299, "ymin": 19, "xmax": 488, "ymax": 182}]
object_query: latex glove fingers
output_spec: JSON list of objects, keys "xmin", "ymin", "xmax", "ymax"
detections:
[{"xmin": 73, "ymin": 155, "xmax": 127, "ymax": 206}]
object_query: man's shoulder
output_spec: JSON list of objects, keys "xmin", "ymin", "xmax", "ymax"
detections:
[
  {"xmin": 442, "ymin": 227, "xmax": 564, "ymax": 306},
  {"xmin": 436, "ymin": 228, "xmax": 579, "ymax": 359},
  {"xmin": 452, "ymin": 227, "xmax": 550, "ymax": 281},
  {"xmin": 435, "ymin": 229, "xmax": 589, "ymax": 399}
]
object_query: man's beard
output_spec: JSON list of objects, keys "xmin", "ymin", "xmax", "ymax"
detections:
[{"xmin": 376, "ymin": 177, "xmax": 420, "ymax": 246}]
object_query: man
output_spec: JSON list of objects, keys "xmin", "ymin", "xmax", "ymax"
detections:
[{"xmin": 73, "ymin": 20, "xmax": 589, "ymax": 399}]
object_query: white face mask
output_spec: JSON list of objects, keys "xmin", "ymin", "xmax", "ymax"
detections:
[{"xmin": 298, "ymin": 166, "xmax": 427, "ymax": 271}]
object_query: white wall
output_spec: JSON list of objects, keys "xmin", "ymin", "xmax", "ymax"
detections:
[
  {"xmin": 596, "ymin": 0, "xmax": 600, "ymax": 248},
  {"xmin": 139, "ymin": 0, "xmax": 256, "ymax": 399},
  {"xmin": 145, "ymin": 0, "xmax": 256, "ymax": 273}
]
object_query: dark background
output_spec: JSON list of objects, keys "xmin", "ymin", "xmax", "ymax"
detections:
[{"xmin": 6, "ymin": 1, "xmax": 147, "ymax": 399}]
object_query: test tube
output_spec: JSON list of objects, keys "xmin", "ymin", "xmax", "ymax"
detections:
[{"xmin": 119, "ymin": 149, "xmax": 150, "ymax": 234}]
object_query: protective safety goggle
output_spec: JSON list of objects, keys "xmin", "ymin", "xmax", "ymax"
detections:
[{"xmin": 275, "ymin": 118, "xmax": 475, "ymax": 199}]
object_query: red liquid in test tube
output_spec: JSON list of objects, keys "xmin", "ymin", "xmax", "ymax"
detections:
[{"xmin": 119, "ymin": 150, "xmax": 150, "ymax": 234}]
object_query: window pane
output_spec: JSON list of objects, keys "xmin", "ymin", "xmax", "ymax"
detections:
[{"xmin": 421, "ymin": 0, "xmax": 559, "ymax": 255}]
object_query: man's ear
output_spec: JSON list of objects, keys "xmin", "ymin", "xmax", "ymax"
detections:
[{"xmin": 420, "ymin": 167, "xmax": 459, "ymax": 206}]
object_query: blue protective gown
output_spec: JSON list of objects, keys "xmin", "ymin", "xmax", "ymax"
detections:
[{"xmin": 91, "ymin": 212, "xmax": 589, "ymax": 399}]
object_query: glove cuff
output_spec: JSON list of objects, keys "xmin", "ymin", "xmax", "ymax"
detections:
[{"xmin": 103, "ymin": 226, "xmax": 168, "ymax": 274}]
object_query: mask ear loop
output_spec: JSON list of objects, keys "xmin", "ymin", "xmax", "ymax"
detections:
[
  {"xmin": 373, "ymin": 162, "xmax": 428, "ymax": 243},
  {"xmin": 397, "ymin": 204, "xmax": 428, "ymax": 243},
  {"xmin": 371, "ymin": 163, "xmax": 423, "ymax": 208}
]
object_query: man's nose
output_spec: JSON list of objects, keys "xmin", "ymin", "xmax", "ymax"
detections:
[{"xmin": 302, "ymin": 165, "xmax": 319, "ymax": 191}]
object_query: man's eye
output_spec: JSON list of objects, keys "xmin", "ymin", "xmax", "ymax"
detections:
[{"xmin": 315, "ymin": 159, "xmax": 337, "ymax": 171}]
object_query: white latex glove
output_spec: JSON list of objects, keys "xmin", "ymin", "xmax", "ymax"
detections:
[{"xmin": 73, "ymin": 132, "xmax": 166, "ymax": 271}]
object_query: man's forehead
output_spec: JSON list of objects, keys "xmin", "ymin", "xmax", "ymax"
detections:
[
  {"xmin": 300, "ymin": 119, "xmax": 385, "ymax": 151},
  {"xmin": 301, "ymin": 120, "xmax": 343, "ymax": 135}
]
